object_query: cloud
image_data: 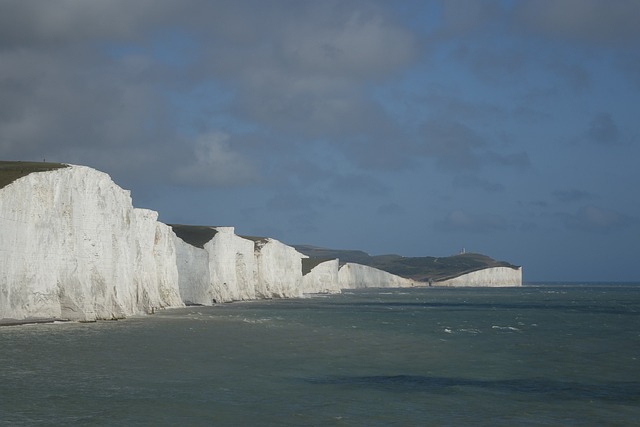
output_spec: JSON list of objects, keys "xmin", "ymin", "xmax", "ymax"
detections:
[
  {"xmin": 204, "ymin": 2, "xmax": 419, "ymax": 137},
  {"xmin": 552, "ymin": 189, "xmax": 594, "ymax": 203},
  {"xmin": 453, "ymin": 175, "xmax": 505, "ymax": 193},
  {"xmin": 417, "ymin": 119, "xmax": 530, "ymax": 173},
  {"xmin": 329, "ymin": 173, "xmax": 390, "ymax": 196},
  {"xmin": 454, "ymin": 45, "xmax": 529, "ymax": 85},
  {"xmin": 586, "ymin": 113, "xmax": 620, "ymax": 145},
  {"xmin": 175, "ymin": 132, "xmax": 257, "ymax": 187},
  {"xmin": 278, "ymin": 5, "xmax": 418, "ymax": 78},
  {"xmin": 419, "ymin": 119, "xmax": 485, "ymax": 169},
  {"xmin": 266, "ymin": 192, "xmax": 323, "ymax": 213},
  {"xmin": 438, "ymin": 0, "xmax": 505, "ymax": 37},
  {"xmin": 437, "ymin": 210, "xmax": 507, "ymax": 233},
  {"xmin": 547, "ymin": 60, "xmax": 592, "ymax": 92},
  {"xmin": 485, "ymin": 151, "xmax": 531, "ymax": 169},
  {"xmin": 377, "ymin": 202, "xmax": 405, "ymax": 216},
  {"xmin": 0, "ymin": 0, "xmax": 183, "ymax": 49},
  {"xmin": 561, "ymin": 205, "xmax": 635, "ymax": 232},
  {"xmin": 0, "ymin": 0, "xmax": 422, "ymax": 187},
  {"xmin": 419, "ymin": 91, "xmax": 507, "ymax": 121},
  {"xmin": 0, "ymin": 45, "xmax": 178, "ymax": 180},
  {"xmin": 515, "ymin": 0, "xmax": 640, "ymax": 46}
]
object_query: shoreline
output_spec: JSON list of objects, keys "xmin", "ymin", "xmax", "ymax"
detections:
[{"xmin": 0, "ymin": 318, "xmax": 70, "ymax": 327}]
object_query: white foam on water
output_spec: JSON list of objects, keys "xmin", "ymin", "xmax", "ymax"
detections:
[{"xmin": 492, "ymin": 325, "xmax": 521, "ymax": 331}]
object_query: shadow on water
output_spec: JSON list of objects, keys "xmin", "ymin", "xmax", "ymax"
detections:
[{"xmin": 305, "ymin": 375, "xmax": 640, "ymax": 402}]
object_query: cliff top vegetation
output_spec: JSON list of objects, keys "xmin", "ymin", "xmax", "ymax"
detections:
[
  {"xmin": 0, "ymin": 161, "xmax": 68, "ymax": 189},
  {"xmin": 168, "ymin": 224, "xmax": 219, "ymax": 249}
]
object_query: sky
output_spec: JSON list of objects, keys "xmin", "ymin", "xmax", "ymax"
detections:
[{"xmin": 1, "ymin": 0, "xmax": 639, "ymax": 282}]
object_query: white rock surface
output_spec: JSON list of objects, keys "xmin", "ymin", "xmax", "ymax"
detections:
[
  {"xmin": 206, "ymin": 228, "xmax": 258, "ymax": 302},
  {"xmin": 435, "ymin": 266, "xmax": 523, "ymax": 287},
  {"xmin": 172, "ymin": 235, "xmax": 211, "ymax": 305},
  {"xmin": 173, "ymin": 229, "xmax": 309, "ymax": 304},
  {"xmin": 338, "ymin": 263, "xmax": 417, "ymax": 289},
  {"xmin": 301, "ymin": 259, "xmax": 341, "ymax": 294},
  {"xmin": 250, "ymin": 237, "xmax": 306, "ymax": 299},
  {"xmin": 0, "ymin": 165, "xmax": 183, "ymax": 322}
]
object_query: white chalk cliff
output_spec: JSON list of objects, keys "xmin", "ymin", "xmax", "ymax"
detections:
[
  {"xmin": 339, "ymin": 263, "xmax": 417, "ymax": 289},
  {"xmin": 301, "ymin": 259, "xmax": 341, "ymax": 294},
  {"xmin": 435, "ymin": 266, "xmax": 523, "ymax": 287},
  {"xmin": 0, "ymin": 164, "xmax": 183, "ymax": 322},
  {"xmin": 0, "ymin": 163, "xmax": 522, "ymax": 323},
  {"xmin": 172, "ymin": 227, "xmax": 312, "ymax": 304},
  {"xmin": 172, "ymin": 226, "xmax": 259, "ymax": 304}
]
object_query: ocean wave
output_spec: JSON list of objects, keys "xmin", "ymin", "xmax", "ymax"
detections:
[{"xmin": 492, "ymin": 325, "xmax": 521, "ymax": 332}]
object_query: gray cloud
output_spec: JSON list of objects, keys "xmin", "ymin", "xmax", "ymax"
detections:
[
  {"xmin": 453, "ymin": 175, "xmax": 505, "ymax": 193},
  {"xmin": 485, "ymin": 151, "xmax": 531, "ymax": 169},
  {"xmin": 454, "ymin": 45, "xmax": 528, "ymax": 85},
  {"xmin": 329, "ymin": 173, "xmax": 390, "ymax": 197},
  {"xmin": 420, "ymin": 90, "xmax": 507, "ymax": 121},
  {"xmin": 436, "ymin": 210, "xmax": 507, "ymax": 233},
  {"xmin": 200, "ymin": 2, "xmax": 419, "ymax": 141},
  {"xmin": 419, "ymin": 119, "xmax": 485, "ymax": 169},
  {"xmin": 552, "ymin": 189, "xmax": 595, "ymax": 203},
  {"xmin": 377, "ymin": 202, "xmax": 405, "ymax": 216},
  {"xmin": 0, "ymin": 44, "xmax": 177, "ymax": 179},
  {"xmin": 515, "ymin": 0, "xmax": 640, "ymax": 46},
  {"xmin": 0, "ymin": 0, "xmax": 420, "ymax": 188},
  {"xmin": 547, "ymin": 60, "xmax": 592, "ymax": 93},
  {"xmin": 266, "ymin": 192, "xmax": 321, "ymax": 213},
  {"xmin": 174, "ymin": 132, "xmax": 258, "ymax": 187},
  {"xmin": 560, "ymin": 206, "xmax": 636, "ymax": 232},
  {"xmin": 438, "ymin": 0, "xmax": 505, "ymax": 37},
  {"xmin": 417, "ymin": 119, "xmax": 530, "ymax": 174},
  {"xmin": 0, "ymin": 1, "xmax": 172, "ymax": 48},
  {"xmin": 586, "ymin": 113, "xmax": 620, "ymax": 146}
]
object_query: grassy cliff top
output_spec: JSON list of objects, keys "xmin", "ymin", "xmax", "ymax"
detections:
[
  {"xmin": 168, "ymin": 224, "xmax": 218, "ymax": 249},
  {"xmin": 293, "ymin": 245, "xmax": 520, "ymax": 282},
  {"xmin": 0, "ymin": 161, "xmax": 68, "ymax": 189}
]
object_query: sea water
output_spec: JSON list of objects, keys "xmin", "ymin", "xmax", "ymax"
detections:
[{"xmin": 1, "ymin": 284, "xmax": 639, "ymax": 426}]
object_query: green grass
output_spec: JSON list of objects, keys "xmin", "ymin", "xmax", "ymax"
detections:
[{"xmin": 0, "ymin": 161, "xmax": 68, "ymax": 189}]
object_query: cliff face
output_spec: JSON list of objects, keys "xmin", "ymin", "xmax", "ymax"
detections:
[
  {"xmin": 172, "ymin": 226, "xmax": 259, "ymax": 304},
  {"xmin": 251, "ymin": 237, "xmax": 306, "ymax": 299},
  {"xmin": 435, "ymin": 266, "xmax": 523, "ymax": 287},
  {"xmin": 301, "ymin": 259, "xmax": 341, "ymax": 294},
  {"xmin": 206, "ymin": 228, "xmax": 258, "ymax": 302},
  {"xmin": 0, "ymin": 162, "xmax": 523, "ymax": 322},
  {"xmin": 172, "ymin": 227, "xmax": 307, "ymax": 304},
  {"xmin": 0, "ymin": 165, "xmax": 183, "ymax": 322},
  {"xmin": 339, "ymin": 263, "xmax": 416, "ymax": 289},
  {"xmin": 173, "ymin": 235, "xmax": 211, "ymax": 305}
]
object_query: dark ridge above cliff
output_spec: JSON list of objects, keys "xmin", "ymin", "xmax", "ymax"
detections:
[
  {"xmin": 168, "ymin": 224, "xmax": 218, "ymax": 249},
  {"xmin": 293, "ymin": 245, "xmax": 520, "ymax": 282},
  {"xmin": 0, "ymin": 161, "xmax": 68, "ymax": 189},
  {"xmin": 302, "ymin": 257, "xmax": 335, "ymax": 276}
]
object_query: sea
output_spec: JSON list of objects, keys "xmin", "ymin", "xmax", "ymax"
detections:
[{"xmin": 1, "ymin": 283, "xmax": 639, "ymax": 426}]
